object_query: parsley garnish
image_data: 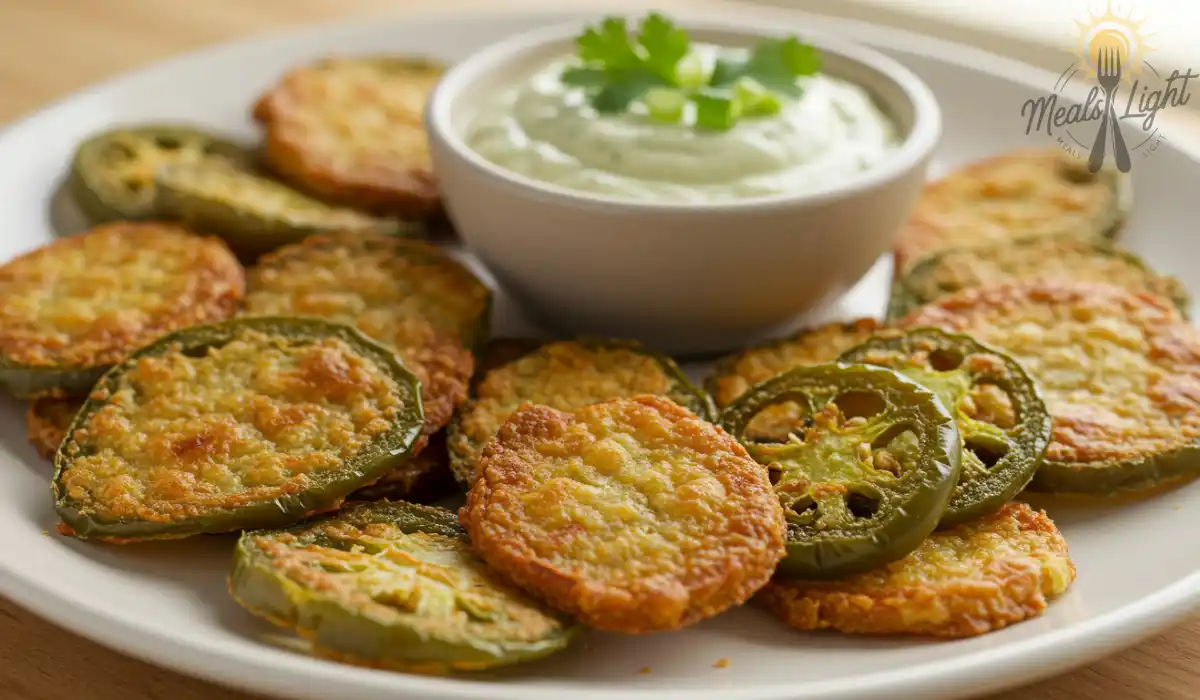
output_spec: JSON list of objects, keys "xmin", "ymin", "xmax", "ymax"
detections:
[
  {"xmin": 561, "ymin": 13, "xmax": 822, "ymax": 130},
  {"xmin": 710, "ymin": 37, "xmax": 822, "ymax": 97}
]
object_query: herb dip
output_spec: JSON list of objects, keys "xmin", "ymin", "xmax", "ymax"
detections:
[{"xmin": 465, "ymin": 44, "xmax": 901, "ymax": 203}]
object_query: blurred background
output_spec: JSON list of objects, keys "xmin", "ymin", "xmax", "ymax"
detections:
[{"xmin": 2, "ymin": 0, "xmax": 1196, "ymax": 122}]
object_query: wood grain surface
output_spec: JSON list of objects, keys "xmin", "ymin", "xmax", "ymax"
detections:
[{"xmin": 0, "ymin": 1, "xmax": 1196, "ymax": 699}]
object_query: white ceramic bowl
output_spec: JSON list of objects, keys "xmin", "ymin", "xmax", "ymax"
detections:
[{"xmin": 428, "ymin": 19, "xmax": 941, "ymax": 355}]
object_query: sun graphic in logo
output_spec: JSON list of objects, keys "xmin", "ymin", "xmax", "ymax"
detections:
[{"xmin": 1073, "ymin": 2, "xmax": 1154, "ymax": 82}]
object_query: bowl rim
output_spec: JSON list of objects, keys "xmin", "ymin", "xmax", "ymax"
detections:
[{"xmin": 426, "ymin": 17, "xmax": 942, "ymax": 212}]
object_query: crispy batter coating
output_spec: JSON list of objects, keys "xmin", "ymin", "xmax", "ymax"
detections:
[
  {"xmin": 461, "ymin": 395, "xmax": 786, "ymax": 633},
  {"xmin": 253, "ymin": 56, "xmax": 444, "ymax": 217},
  {"xmin": 245, "ymin": 233, "xmax": 488, "ymax": 443},
  {"xmin": 759, "ymin": 503, "xmax": 1074, "ymax": 637},
  {"xmin": 705, "ymin": 319, "xmax": 879, "ymax": 441},
  {"xmin": 893, "ymin": 149, "xmax": 1128, "ymax": 271},
  {"xmin": 891, "ymin": 237, "xmax": 1189, "ymax": 319},
  {"xmin": 0, "ymin": 222, "xmax": 243, "ymax": 371},
  {"xmin": 448, "ymin": 340, "xmax": 705, "ymax": 485},
  {"xmin": 901, "ymin": 282, "xmax": 1200, "ymax": 468},
  {"xmin": 349, "ymin": 431, "xmax": 452, "ymax": 503},
  {"xmin": 58, "ymin": 329, "xmax": 405, "ymax": 526},
  {"xmin": 26, "ymin": 394, "xmax": 83, "ymax": 460}
]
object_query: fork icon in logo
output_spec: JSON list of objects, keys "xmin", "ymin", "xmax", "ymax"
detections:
[{"xmin": 1088, "ymin": 46, "xmax": 1132, "ymax": 173}]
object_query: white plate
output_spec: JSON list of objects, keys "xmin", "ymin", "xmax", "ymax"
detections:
[{"xmin": 2, "ymin": 8, "xmax": 1199, "ymax": 700}]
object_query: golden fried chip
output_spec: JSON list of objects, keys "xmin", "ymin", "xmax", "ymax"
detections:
[
  {"xmin": 253, "ymin": 56, "xmax": 444, "ymax": 217},
  {"xmin": 26, "ymin": 394, "xmax": 83, "ymax": 461},
  {"xmin": 0, "ymin": 222, "xmax": 244, "ymax": 397},
  {"xmin": 758, "ymin": 503, "xmax": 1075, "ymax": 637},
  {"xmin": 55, "ymin": 319, "xmax": 423, "ymax": 542},
  {"xmin": 893, "ymin": 149, "xmax": 1129, "ymax": 271},
  {"xmin": 901, "ymin": 281, "xmax": 1200, "ymax": 494},
  {"xmin": 447, "ymin": 339, "xmax": 711, "ymax": 486},
  {"xmin": 244, "ymin": 233, "xmax": 489, "ymax": 445},
  {"xmin": 461, "ymin": 395, "xmax": 786, "ymax": 634},
  {"xmin": 889, "ymin": 236, "xmax": 1189, "ymax": 320}
]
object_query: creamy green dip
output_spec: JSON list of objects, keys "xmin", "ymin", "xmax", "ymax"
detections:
[{"xmin": 465, "ymin": 43, "xmax": 901, "ymax": 203}]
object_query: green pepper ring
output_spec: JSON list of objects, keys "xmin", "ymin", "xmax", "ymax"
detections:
[
  {"xmin": 1029, "ymin": 446, "xmax": 1200, "ymax": 494},
  {"xmin": 230, "ymin": 500, "xmax": 578, "ymax": 672},
  {"xmin": 720, "ymin": 363, "xmax": 961, "ymax": 579},
  {"xmin": 68, "ymin": 124, "xmax": 251, "ymax": 224},
  {"xmin": 53, "ymin": 316, "xmax": 424, "ymax": 542},
  {"xmin": 154, "ymin": 161, "xmax": 418, "ymax": 260},
  {"xmin": 839, "ymin": 328, "xmax": 1052, "ymax": 526}
]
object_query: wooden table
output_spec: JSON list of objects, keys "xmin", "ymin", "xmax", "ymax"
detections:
[{"xmin": 0, "ymin": 1, "xmax": 1196, "ymax": 698}]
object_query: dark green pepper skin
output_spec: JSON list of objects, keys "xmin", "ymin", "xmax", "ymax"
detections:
[
  {"xmin": 53, "ymin": 316, "xmax": 423, "ymax": 542},
  {"xmin": 719, "ymin": 363, "xmax": 960, "ymax": 578},
  {"xmin": 155, "ymin": 161, "xmax": 417, "ymax": 260},
  {"xmin": 1029, "ymin": 447, "xmax": 1200, "ymax": 494},
  {"xmin": 839, "ymin": 328, "xmax": 1052, "ymax": 526},
  {"xmin": 230, "ymin": 500, "xmax": 578, "ymax": 671},
  {"xmin": 69, "ymin": 124, "xmax": 251, "ymax": 224},
  {"xmin": 447, "ymin": 337, "xmax": 715, "ymax": 487}
]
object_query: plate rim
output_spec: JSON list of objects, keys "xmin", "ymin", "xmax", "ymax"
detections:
[{"xmin": 2, "ymin": 6, "xmax": 1199, "ymax": 700}]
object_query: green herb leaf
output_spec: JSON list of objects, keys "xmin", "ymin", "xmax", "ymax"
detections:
[
  {"xmin": 693, "ymin": 91, "xmax": 741, "ymax": 131},
  {"xmin": 709, "ymin": 59, "xmax": 745, "ymax": 89},
  {"xmin": 576, "ymin": 17, "xmax": 642, "ymax": 71},
  {"xmin": 710, "ymin": 37, "xmax": 821, "ymax": 96},
  {"xmin": 638, "ymin": 12, "xmax": 690, "ymax": 83},
  {"xmin": 564, "ymin": 14, "xmax": 820, "ymax": 130}
]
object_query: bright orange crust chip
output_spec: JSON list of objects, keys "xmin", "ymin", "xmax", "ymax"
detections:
[
  {"xmin": 461, "ymin": 395, "xmax": 786, "ymax": 633},
  {"xmin": 253, "ymin": 56, "xmax": 444, "ymax": 217},
  {"xmin": 758, "ymin": 503, "xmax": 1074, "ymax": 637},
  {"xmin": 0, "ymin": 222, "xmax": 243, "ymax": 370}
]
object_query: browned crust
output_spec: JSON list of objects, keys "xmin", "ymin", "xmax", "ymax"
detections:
[
  {"xmin": 245, "ymin": 234, "xmax": 482, "ymax": 443},
  {"xmin": 253, "ymin": 56, "xmax": 442, "ymax": 218},
  {"xmin": 58, "ymin": 330, "xmax": 407, "ymax": 529},
  {"xmin": 758, "ymin": 503, "xmax": 1075, "ymax": 638},
  {"xmin": 899, "ymin": 281, "xmax": 1200, "ymax": 466},
  {"xmin": 461, "ymin": 395, "xmax": 786, "ymax": 634},
  {"xmin": 401, "ymin": 328, "xmax": 474, "ymax": 446},
  {"xmin": 0, "ymin": 222, "xmax": 244, "ymax": 369},
  {"xmin": 26, "ymin": 394, "xmax": 83, "ymax": 460},
  {"xmin": 894, "ymin": 148, "xmax": 1125, "ymax": 272}
]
